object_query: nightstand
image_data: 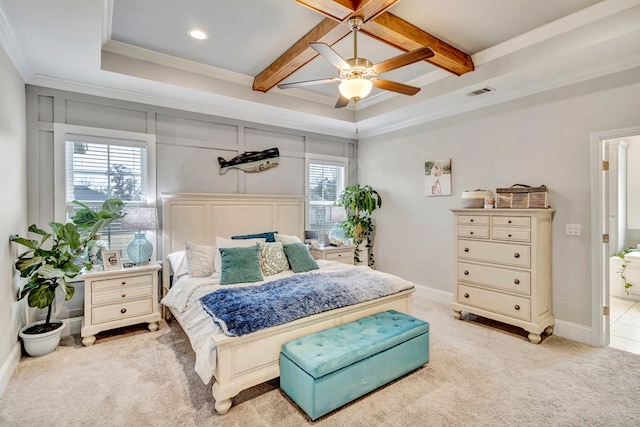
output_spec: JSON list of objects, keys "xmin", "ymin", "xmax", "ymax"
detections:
[
  {"xmin": 310, "ymin": 245, "xmax": 355, "ymax": 265},
  {"xmin": 80, "ymin": 262, "xmax": 161, "ymax": 346}
]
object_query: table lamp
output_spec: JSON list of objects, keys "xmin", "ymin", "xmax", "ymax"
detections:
[{"xmin": 120, "ymin": 206, "xmax": 157, "ymax": 265}]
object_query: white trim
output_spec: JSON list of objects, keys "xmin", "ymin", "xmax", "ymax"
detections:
[
  {"xmin": 0, "ymin": 342, "xmax": 22, "ymax": 398},
  {"xmin": 102, "ymin": 0, "xmax": 113, "ymax": 45},
  {"xmin": 0, "ymin": 2, "xmax": 30, "ymax": 80},
  {"xmin": 62, "ymin": 316, "xmax": 83, "ymax": 337},
  {"xmin": 590, "ymin": 126, "xmax": 640, "ymax": 347},
  {"xmin": 412, "ymin": 284, "xmax": 452, "ymax": 307},
  {"xmin": 554, "ymin": 319, "xmax": 593, "ymax": 345}
]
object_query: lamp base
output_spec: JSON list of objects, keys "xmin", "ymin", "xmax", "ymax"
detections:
[{"xmin": 126, "ymin": 232, "xmax": 153, "ymax": 265}]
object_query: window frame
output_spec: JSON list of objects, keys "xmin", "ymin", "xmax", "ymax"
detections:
[{"xmin": 305, "ymin": 153, "xmax": 348, "ymax": 242}]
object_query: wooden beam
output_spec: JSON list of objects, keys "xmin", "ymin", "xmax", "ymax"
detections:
[
  {"xmin": 253, "ymin": 18, "xmax": 349, "ymax": 92},
  {"xmin": 362, "ymin": 12, "xmax": 474, "ymax": 76},
  {"xmin": 253, "ymin": 0, "xmax": 404, "ymax": 92}
]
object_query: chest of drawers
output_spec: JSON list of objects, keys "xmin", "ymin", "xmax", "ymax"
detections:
[
  {"xmin": 450, "ymin": 209, "xmax": 555, "ymax": 343},
  {"xmin": 310, "ymin": 245, "xmax": 356, "ymax": 265},
  {"xmin": 80, "ymin": 262, "xmax": 161, "ymax": 346}
]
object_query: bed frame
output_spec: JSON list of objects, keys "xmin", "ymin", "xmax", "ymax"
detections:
[{"xmin": 160, "ymin": 193, "xmax": 415, "ymax": 414}]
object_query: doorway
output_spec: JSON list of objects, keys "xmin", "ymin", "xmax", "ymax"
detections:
[{"xmin": 591, "ymin": 126, "xmax": 640, "ymax": 351}]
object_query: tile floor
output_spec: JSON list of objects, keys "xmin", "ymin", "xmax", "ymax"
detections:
[{"xmin": 609, "ymin": 296, "xmax": 640, "ymax": 355}]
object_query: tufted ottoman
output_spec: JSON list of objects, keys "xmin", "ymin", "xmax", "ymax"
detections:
[{"xmin": 279, "ymin": 310, "xmax": 429, "ymax": 420}]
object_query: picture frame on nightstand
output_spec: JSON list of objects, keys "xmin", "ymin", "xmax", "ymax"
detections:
[{"xmin": 101, "ymin": 249, "xmax": 122, "ymax": 270}]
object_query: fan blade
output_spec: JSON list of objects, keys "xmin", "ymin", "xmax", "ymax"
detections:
[
  {"xmin": 372, "ymin": 47, "xmax": 434, "ymax": 75},
  {"xmin": 372, "ymin": 79, "xmax": 421, "ymax": 96},
  {"xmin": 334, "ymin": 95, "xmax": 350, "ymax": 109},
  {"xmin": 278, "ymin": 77, "xmax": 340, "ymax": 89},
  {"xmin": 310, "ymin": 42, "xmax": 351, "ymax": 70}
]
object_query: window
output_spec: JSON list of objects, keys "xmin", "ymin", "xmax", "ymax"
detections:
[
  {"xmin": 306, "ymin": 155, "xmax": 347, "ymax": 243},
  {"xmin": 65, "ymin": 136, "xmax": 148, "ymax": 259}
]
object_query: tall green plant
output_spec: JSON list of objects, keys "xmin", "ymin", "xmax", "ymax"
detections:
[
  {"xmin": 10, "ymin": 199, "xmax": 125, "ymax": 329},
  {"xmin": 337, "ymin": 184, "xmax": 382, "ymax": 266}
]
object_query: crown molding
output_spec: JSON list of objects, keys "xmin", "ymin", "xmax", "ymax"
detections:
[{"xmin": 0, "ymin": 3, "xmax": 30, "ymax": 80}]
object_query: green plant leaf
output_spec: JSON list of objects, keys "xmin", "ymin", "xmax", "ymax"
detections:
[{"xmin": 27, "ymin": 285, "xmax": 57, "ymax": 309}]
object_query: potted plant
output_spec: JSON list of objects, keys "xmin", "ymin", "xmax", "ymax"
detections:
[
  {"xmin": 337, "ymin": 184, "xmax": 383, "ymax": 266},
  {"xmin": 10, "ymin": 199, "xmax": 124, "ymax": 356}
]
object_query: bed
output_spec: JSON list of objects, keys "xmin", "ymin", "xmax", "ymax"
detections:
[{"xmin": 159, "ymin": 193, "xmax": 416, "ymax": 415}]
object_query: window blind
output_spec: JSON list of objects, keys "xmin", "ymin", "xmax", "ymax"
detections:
[{"xmin": 308, "ymin": 159, "xmax": 346, "ymax": 242}]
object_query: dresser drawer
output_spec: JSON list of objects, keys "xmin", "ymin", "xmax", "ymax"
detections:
[
  {"xmin": 457, "ymin": 215, "xmax": 489, "ymax": 226},
  {"xmin": 92, "ymin": 284, "xmax": 153, "ymax": 305},
  {"xmin": 457, "ymin": 262, "xmax": 531, "ymax": 294},
  {"xmin": 325, "ymin": 251, "xmax": 354, "ymax": 264},
  {"xmin": 457, "ymin": 240, "xmax": 530, "ymax": 268},
  {"xmin": 492, "ymin": 228, "xmax": 531, "ymax": 242},
  {"xmin": 457, "ymin": 226, "xmax": 489, "ymax": 239},
  {"xmin": 457, "ymin": 284, "xmax": 531, "ymax": 321},
  {"xmin": 92, "ymin": 273, "xmax": 153, "ymax": 291},
  {"xmin": 91, "ymin": 298, "xmax": 153, "ymax": 324},
  {"xmin": 492, "ymin": 216, "xmax": 530, "ymax": 228}
]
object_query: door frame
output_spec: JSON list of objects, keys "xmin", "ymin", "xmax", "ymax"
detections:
[{"xmin": 590, "ymin": 125, "xmax": 640, "ymax": 346}]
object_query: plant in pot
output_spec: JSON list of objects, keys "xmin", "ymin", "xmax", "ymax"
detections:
[
  {"xmin": 337, "ymin": 184, "xmax": 383, "ymax": 267},
  {"xmin": 10, "ymin": 199, "xmax": 125, "ymax": 356}
]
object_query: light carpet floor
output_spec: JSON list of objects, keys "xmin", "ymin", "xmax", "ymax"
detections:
[{"xmin": 1, "ymin": 293, "xmax": 640, "ymax": 426}]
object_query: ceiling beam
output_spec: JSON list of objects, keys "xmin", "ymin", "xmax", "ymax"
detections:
[
  {"xmin": 363, "ymin": 12, "xmax": 474, "ymax": 76},
  {"xmin": 254, "ymin": 0, "xmax": 473, "ymax": 92}
]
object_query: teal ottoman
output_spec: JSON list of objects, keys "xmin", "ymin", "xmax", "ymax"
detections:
[{"xmin": 280, "ymin": 310, "xmax": 429, "ymax": 420}]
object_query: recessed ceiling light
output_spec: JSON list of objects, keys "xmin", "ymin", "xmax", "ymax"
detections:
[{"xmin": 189, "ymin": 29, "xmax": 208, "ymax": 40}]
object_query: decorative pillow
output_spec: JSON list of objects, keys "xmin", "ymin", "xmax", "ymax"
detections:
[
  {"xmin": 167, "ymin": 250, "xmax": 189, "ymax": 278},
  {"xmin": 215, "ymin": 236, "xmax": 266, "ymax": 272},
  {"xmin": 260, "ymin": 241, "xmax": 289, "ymax": 276},
  {"xmin": 219, "ymin": 245, "xmax": 264, "ymax": 285},
  {"xmin": 185, "ymin": 242, "xmax": 215, "ymax": 278},
  {"xmin": 232, "ymin": 231, "xmax": 278, "ymax": 243},
  {"xmin": 275, "ymin": 233, "xmax": 302, "ymax": 245},
  {"xmin": 283, "ymin": 242, "xmax": 319, "ymax": 273}
]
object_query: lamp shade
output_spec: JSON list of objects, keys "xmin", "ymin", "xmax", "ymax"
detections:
[
  {"xmin": 121, "ymin": 207, "xmax": 157, "ymax": 265},
  {"xmin": 339, "ymin": 78, "xmax": 372, "ymax": 101},
  {"xmin": 121, "ymin": 207, "xmax": 158, "ymax": 231}
]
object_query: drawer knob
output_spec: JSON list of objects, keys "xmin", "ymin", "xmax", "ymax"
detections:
[
  {"xmin": 470, "ymin": 219, "xmax": 474, "ymax": 222},
  {"xmin": 514, "ymin": 305, "xmax": 520, "ymax": 311},
  {"xmin": 122, "ymin": 294, "xmax": 126, "ymax": 298},
  {"xmin": 514, "ymin": 279, "xmax": 520, "ymax": 285},
  {"xmin": 464, "ymin": 247, "xmax": 470, "ymax": 253},
  {"xmin": 121, "ymin": 281, "xmax": 126, "ymax": 285},
  {"xmin": 470, "ymin": 231, "xmax": 474, "ymax": 235},
  {"xmin": 508, "ymin": 220, "xmax": 512, "ymax": 223},
  {"xmin": 464, "ymin": 293, "xmax": 470, "ymax": 298},
  {"xmin": 508, "ymin": 234, "xmax": 512, "ymax": 238},
  {"xmin": 120, "ymin": 308, "xmax": 127, "ymax": 314},
  {"xmin": 514, "ymin": 252, "xmax": 520, "ymax": 258},
  {"xmin": 464, "ymin": 270, "xmax": 469, "ymax": 276}
]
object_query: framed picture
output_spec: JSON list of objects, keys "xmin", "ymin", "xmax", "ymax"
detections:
[
  {"xmin": 102, "ymin": 249, "xmax": 122, "ymax": 271},
  {"xmin": 425, "ymin": 158, "xmax": 452, "ymax": 196}
]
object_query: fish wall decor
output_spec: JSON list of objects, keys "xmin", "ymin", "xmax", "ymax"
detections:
[{"xmin": 218, "ymin": 147, "xmax": 279, "ymax": 174}]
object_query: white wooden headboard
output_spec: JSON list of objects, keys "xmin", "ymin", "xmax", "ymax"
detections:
[{"xmin": 160, "ymin": 193, "xmax": 305, "ymax": 293}]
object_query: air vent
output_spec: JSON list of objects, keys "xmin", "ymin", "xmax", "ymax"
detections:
[{"xmin": 467, "ymin": 87, "xmax": 495, "ymax": 97}]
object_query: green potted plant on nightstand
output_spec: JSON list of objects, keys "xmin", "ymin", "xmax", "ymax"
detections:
[
  {"xmin": 10, "ymin": 199, "xmax": 124, "ymax": 356},
  {"xmin": 337, "ymin": 184, "xmax": 383, "ymax": 267}
]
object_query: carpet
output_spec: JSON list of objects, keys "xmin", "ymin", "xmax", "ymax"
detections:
[{"xmin": 1, "ymin": 293, "xmax": 640, "ymax": 426}]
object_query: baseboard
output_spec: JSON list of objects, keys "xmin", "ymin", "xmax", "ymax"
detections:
[
  {"xmin": 412, "ymin": 284, "xmax": 594, "ymax": 346},
  {"xmin": 62, "ymin": 316, "xmax": 83, "ymax": 336},
  {"xmin": 0, "ymin": 342, "xmax": 22, "ymax": 398}
]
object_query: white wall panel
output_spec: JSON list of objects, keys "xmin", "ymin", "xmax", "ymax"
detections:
[{"xmin": 65, "ymin": 100, "xmax": 148, "ymax": 133}]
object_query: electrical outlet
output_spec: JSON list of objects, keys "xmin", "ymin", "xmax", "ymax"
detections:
[{"xmin": 566, "ymin": 224, "xmax": 581, "ymax": 236}]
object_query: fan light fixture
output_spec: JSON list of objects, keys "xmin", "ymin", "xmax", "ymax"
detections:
[
  {"xmin": 339, "ymin": 77, "xmax": 372, "ymax": 101},
  {"xmin": 189, "ymin": 29, "xmax": 208, "ymax": 40}
]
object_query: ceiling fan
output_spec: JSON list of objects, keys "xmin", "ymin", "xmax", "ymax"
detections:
[{"xmin": 277, "ymin": 16, "xmax": 434, "ymax": 108}]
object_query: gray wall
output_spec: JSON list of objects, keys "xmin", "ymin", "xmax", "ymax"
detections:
[
  {"xmin": 24, "ymin": 85, "xmax": 356, "ymax": 324},
  {"xmin": 0, "ymin": 43, "xmax": 27, "ymax": 394},
  {"xmin": 358, "ymin": 68, "xmax": 640, "ymax": 338}
]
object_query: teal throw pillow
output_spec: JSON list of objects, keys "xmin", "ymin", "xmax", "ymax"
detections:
[
  {"xmin": 219, "ymin": 244, "xmax": 264, "ymax": 285},
  {"xmin": 283, "ymin": 242, "xmax": 319, "ymax": 273}
]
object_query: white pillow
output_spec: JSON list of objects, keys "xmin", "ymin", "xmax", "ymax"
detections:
[
  {"xmin": 215, "ymin": 236, "xmax": 266, "ymax": 272},
  {"xmin": 274, "ymin": 233, "xmax": 302, "ymax": 245},
  {"xmin": 167, "ymin": 250, "xmax": 189, "ymax": 278}
]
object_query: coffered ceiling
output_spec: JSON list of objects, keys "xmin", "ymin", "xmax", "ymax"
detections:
[{"xmin": 1, "ymin": 0, "xmax": 639, "ymax": 138}]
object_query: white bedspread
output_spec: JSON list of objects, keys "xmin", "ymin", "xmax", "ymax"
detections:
[{"xmin": 161, "ymin": 260, "xmax": 358, "ymax": 383}]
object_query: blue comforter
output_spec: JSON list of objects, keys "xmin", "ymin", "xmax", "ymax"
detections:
[{"xmin": 199, "ymin": 267, "xmax": 414, "ymax": 336}]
